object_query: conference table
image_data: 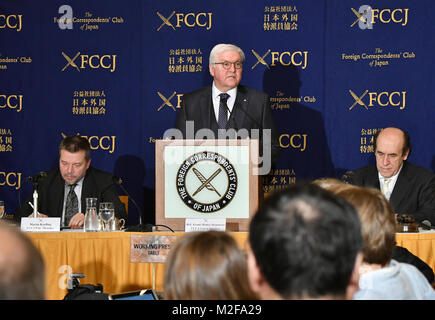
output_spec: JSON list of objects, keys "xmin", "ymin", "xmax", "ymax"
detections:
[{"xmin": 27, "ymin": 230, "xmax": 435, "ymax": 300}]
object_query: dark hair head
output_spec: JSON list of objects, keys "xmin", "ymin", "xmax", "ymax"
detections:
[
  {"xmin": 249, "ymin": 183, "xmax": 362, "ymax": 299},
  {"xmin": 59, "ymin": 135, "xmax": 91, "ymax": 161}
]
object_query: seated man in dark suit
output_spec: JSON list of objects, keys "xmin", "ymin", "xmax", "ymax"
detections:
[
  {"xmin": 171, "ymin": 43, "xmax": 279, "ymax": 174},
  {"xmin": 345, "ymin": 127, "xmax": 435, "ymax": 224},
  {"xmin": 14, "ymin": 135, "xmax": 127, "ymax": 228}
]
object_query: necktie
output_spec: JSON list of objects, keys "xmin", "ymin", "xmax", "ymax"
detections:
[
  {"xmin": 65, "ymin": 184, "xmax": 78, "ymax": 225},
  {"xmin": 218, "ymin": 93, "xmax": 230, "ymax": 129},
  {"xmin": 381, "ymin": 178, "xmax": 391, "ymax": 200}
]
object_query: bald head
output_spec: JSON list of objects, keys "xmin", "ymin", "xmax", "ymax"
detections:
[
  {"xmin": 375, "ymin": 127, "xmax": 410, "ymax": 178},
  {"xmin": 0, "ymin": 223, "xmax": 45, "ymax": 299}
]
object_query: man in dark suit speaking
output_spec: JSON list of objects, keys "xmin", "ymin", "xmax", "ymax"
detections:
[
  {"xmin": 346, "ymin": 127, "xmax": 435, "ymax": 224},
  {"xmin": 14, "ymin": 135, "xmax": 127, "ymax": 228},
  {"xmin": 171, "ymin": 43, "xmax": 279, "ymax": 174}
]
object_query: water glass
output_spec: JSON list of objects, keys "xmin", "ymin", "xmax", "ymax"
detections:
[{"xmin": 99, "ymin": 202, "xmax": 115, "ymax": 231}]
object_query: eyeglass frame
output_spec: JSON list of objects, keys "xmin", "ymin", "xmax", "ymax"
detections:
[{"xmin": 213, "ymin": 60, "xmax": 243, "ymax": 70}]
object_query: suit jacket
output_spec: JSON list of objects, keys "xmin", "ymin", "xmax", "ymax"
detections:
[
  {"xmin": 174, "ymin": 85, "xmax": 280, "ymax": 167},
  {"xmin": 14, "ymin": 167, "xmax": 127, "ymax": 222},
  {"xmin": 347, "ymin": 161, "xmax": 435, "ymax": 223}
]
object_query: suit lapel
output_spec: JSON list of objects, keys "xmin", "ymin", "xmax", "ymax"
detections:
[
  {"xmin": 370, "ymin": 169, "xmax": 380, "ymax": 189},
  {"xmin": 200, "ymin": 87, "xmax": 212, "ymax": 130},
  {"xmin": 81, "ymin": 169, "xmax": 95, "ymax": 212},
  {"xmin": 51, "ymin": 173, "xmax": 66, "ymax": 217},
  {"xmin": 389, "ymin": 162, "xmax": 411, "ymax": 211},
  {"xmin": 231, "ymin": 85, "xmax": 248, "ymax": 130},
  {"xmin": 362, "ymin": 166, "xmax": 380, "ymax": 189}
]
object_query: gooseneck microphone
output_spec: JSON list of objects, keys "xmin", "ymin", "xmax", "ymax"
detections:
[
  {"xmin": 26, "ymin": 171, "xmax": 47, "ymax": 217},
  {"xmin": 113, "ymin": 176, "xmax": 174, "ymax": 233},
  {"xmin": 113, "ymin": 176, "xmax": 144, "ymax": 225},
  {"xmin": 223, "ymin": 104, "xmax": 240, "ymax": 134},
  {"xmin": 27, "ymin": 171, "xmax": 47, "ymax": 182},
  {"xmin": 98, "ymin": 176, "xmax": 119, "ymax": 205}
]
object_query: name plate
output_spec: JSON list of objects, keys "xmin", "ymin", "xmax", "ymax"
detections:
[
  {"xmin": 130, "ymin": 234, "xmax": 178, "ymax": 263},
  {"xmin": 185, "ymin": 218, "xmax": 226, "ymax": 232},
  {"xmin": 21, "ymin": 217, "xmax": 61, "ymax": 232}
]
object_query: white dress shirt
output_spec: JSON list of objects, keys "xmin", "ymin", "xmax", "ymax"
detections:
[{"xmin": 211, "ymin": 82, "xmax": 237, "ymax": 123}]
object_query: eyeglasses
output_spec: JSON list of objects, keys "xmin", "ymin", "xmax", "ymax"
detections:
[{"xmin": 214, "ymin": 61, "xmax": 243, "ymax": 70}]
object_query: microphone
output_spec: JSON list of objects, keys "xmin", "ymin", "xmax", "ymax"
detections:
[
  {"xmin": 233, "ymin": 98, "xmax": 262, "ymax": 129},
  {"xmin": 341, "ymin": 171, "xmax": 354, "ymax": 184},
  {"xmin": 98, "ymin": 176, "xmax": 119, "ymax": 203},
  {"xmin": 27, "ymin": 171, "xmax": 47, "ymax": 182},
  {"xmin": 113, "ymin": 176, "xmax": 144, "ymax": 225},
  {"xmin": 420, "ymin": 220, "xmax": 432, "ymax": 230},
  {"xmin": 222, "ymin": 104, "xmax": 239, "ymax": 133}
]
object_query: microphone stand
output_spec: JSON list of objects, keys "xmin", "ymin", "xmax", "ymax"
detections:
[
  {"xmin": 32, "ymin": 183, "xmax": 38, "ymax": 218},
  {"xmin": 116, "ymin": 177, "xmax": 143, "ymax": 225},
  {"xmin": 27, "ymin": 172, "xmax": 47, "ymax": 217},
  {"xmin": 115, "ymin": 178, "xmax": 174, "ymax": 232}
]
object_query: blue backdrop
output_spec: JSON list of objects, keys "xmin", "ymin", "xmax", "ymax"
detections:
[{"xmin": 1, "ymin": 0, "xmax": 434, "ymax": 226}]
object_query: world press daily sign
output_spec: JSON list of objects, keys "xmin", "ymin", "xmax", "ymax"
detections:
[{"xmin": 164, "ymin": 145, "xmax": 250, "ymax": 219}]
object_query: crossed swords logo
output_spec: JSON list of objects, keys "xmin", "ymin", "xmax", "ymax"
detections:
[
  {"xmin": 251, "ymin": 49, "xmax": 270, "ymax": 70},
  {"xmin": 157, "ymin": 11, "xmax": 175, "ymax": 31},
  {"xmin": 62, "ymin": 51, "xmax": 81, "ymax": 72},
  {"xmin": 191, "ymin": 167, "xmax": 222, "ymax": 197},
  {"xmin": 157, "ymin": 91, "xmax": 176, "ymax": 111},
  {"xmin": 349, "ymin": 90, "xmax": 369, "ymax": 110},
  {"xmin": 350, "ymin": 7, "xmax": 370, "ymax": 27}
]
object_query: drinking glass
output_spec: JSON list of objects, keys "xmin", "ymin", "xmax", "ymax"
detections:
[{"xmin": 99, "ymin": 202, "xmax": 115, "ymax": 231}]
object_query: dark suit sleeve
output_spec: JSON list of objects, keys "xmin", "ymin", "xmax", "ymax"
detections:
[
  {"xmin": 84, "ymin": 168, "xmax": 128, "ymax": 221},
  {"xmin": 174, "ymin": 95, "xmax": 187, "ymax": 138},
  {"xmin": 411, "ymin": 174, "xmax": 435, "ymax": 223},
  {"xmin": 101, "ymin": 185, "xmax": 128, "ymax": 221},
  {"xmin": 13, "ymin": 193, "xmax": 33, "ymax": 222}
]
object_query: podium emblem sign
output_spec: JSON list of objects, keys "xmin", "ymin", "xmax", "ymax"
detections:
[
  {"xmin": 176, "ymin": 151, "xmax": 238, "ymax": 213},
  {"xmin": 156, "ymin": 140, "xmax": 260, "ymax": 231}
]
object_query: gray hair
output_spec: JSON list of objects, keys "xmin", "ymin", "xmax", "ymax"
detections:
[{"xmin": 209, "ymin": 44, "xmax": 245, "ymax": 65}]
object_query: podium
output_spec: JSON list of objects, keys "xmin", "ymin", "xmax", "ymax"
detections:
[{"xmin": 155, "ymin": 139, "xmax": 260, "ymax": 231}]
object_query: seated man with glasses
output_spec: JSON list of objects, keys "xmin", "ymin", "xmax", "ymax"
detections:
[{"xmin": 174, "ymin": 43, "xmax": 280, "ymax": 171}]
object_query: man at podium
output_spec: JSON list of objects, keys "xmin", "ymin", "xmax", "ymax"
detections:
[
  {"xmin": 174, "ymin": 43, "xmax": 280, "ymax": 171},
  {"xmin": 14, "ymin": 135, "xmax": 127, "ymax": 228}
]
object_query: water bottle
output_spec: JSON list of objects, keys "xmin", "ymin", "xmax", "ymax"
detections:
[{"xmin": 84, "ymin": 198, "xmax": 100, "ymax": 232}]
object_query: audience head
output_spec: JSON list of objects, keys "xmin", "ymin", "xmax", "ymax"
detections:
[
  {"xmin": 312, "ymin": 177, "xmax": 345, "ymax": 190},
  {"xmin": 58, "ymin": 135, "xmax": 91, "ymax": 185},
  {"xmin": 374, "ymin": 127, "xmax": 410, "ymax": 178},
  {"xmin": 164, "ymin": 231, "xmax": 256, "ymax": 300},
  {"xmin": 0, "ymin": 222, "xmax": 45, "ymax": 299},
  {"xmin": 330, "ymin": 184, "xmax": 396, "ymax": 266},
  {"xmin": 247, "ymin": 183, "xmax": 363, "ymax": 299}
]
